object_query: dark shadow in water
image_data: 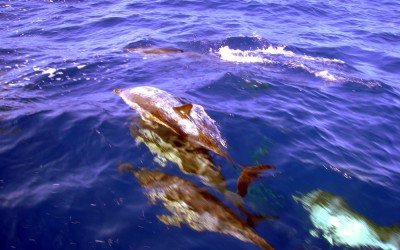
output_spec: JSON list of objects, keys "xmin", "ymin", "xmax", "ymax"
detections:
[
  {"xmin": 130, "ymin": 117, "xmax": 229, "ymax": 195},
  {"xmin": 124, "ymin": 45, "xmax": 184, "ymax": 55},
  {"xmin": 129, "ymin": 117, "xmax": 273, "ymax": 209},
  {"xmin": 119, "ymin": 164, "xmax": 274, "ymax": 250}
]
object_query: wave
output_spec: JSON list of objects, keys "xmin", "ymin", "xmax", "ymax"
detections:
[
  {"xmin": 217, "ymin": 45, "xmax": 344, "ymax": 81},
  {"xmin": 217, "ymin": 44, "xmax": 344, "ymax": 63},
  {"xmin": 217, "ymin": 44, "xmax": 345, "ymax": 64},
  {"xmin": 218, "ymin": 46, "xmax": 268, "ymax": 63},
  {"xmin": 215, "ymin": 44, "xmax": 382, "ymax": 86},
  {"xmin": 120, "ymin": 36, "xmax": 366, "ymax": 85}
]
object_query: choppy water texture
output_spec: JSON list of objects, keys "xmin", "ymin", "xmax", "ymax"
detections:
[{"xmin": 1, "ymin": 0, "xmax": 400, "ymax": 249}]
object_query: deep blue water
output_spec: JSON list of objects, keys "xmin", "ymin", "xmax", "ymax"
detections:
[{"xmin": 1, "ymin": 0, "xmax": 400, "ymax": 249}]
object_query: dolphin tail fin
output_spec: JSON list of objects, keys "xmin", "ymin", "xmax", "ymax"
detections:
[{"xmin": 237, "ymin": 164, "xmax": 274, "ymax": 197}]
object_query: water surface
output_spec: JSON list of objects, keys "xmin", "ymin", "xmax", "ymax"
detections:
[{"xmin": 1, "ymin": 0, "xmax": 399, "ymax": 249}]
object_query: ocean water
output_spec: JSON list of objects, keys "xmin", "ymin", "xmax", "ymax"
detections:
[{"xmin": 1, "ymin": 0, "xmax": 400, "ymax": 249}]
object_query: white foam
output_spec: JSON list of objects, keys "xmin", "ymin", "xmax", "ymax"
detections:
[
  {"xmin": 259, "ymin": 46, "xmax": 344, "ymax": 64},
  {"xmin": 260, "ymin": 46, "xmax": 295, "ymax": 56},
  {"xmin": 217, "ymin": 45, "xmax": 345, "ymax": 66},
  {"xmin": 39, "ymin": 67, "xmax": 57, "ymax": 78},
  {"xmin": 301, "ymin": 55, "xmax": 345, "ymax": 64},
  {"xmin": 315, "ymin": 70, "xmax": 337, "ymax": 81},
  {"xmin": 286, "ymin": 62, "xmax": 339, "ymax": 82},
  {"xmin": 218, "ymin": 46, "xmax": 266, "ymax": 63}
]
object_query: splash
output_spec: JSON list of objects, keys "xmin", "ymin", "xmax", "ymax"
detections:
[
  {"xmin": 42, "ymin": 68, "xmax": 57, "ymax": 78},
  {"xmin": 314, "ymin": 70, "xmax": 337, "ymax": 81},
  {"xmin": 217, "ymin": 45, "xmax": 345, "ymax": 82},
  {"xmin": 218, "ymin": 46, "xmax": 267, "ymax": 63},
  {"xmin": 260, "ymin": 46, "xmax": 295, "ymax": 56},
  {"xmin": 33, "ymin": 66, "xmax": 58, "ymax": 78},
  {"xmin": 217, "ymin": 45, "xmax": 344, "ymax": 64}
]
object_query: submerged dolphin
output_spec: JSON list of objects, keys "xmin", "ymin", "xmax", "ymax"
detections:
[
  {"xmin": 129, "ymin": 118, "xmax": 274, "ymax": 208},
  {"xmin": 114, "ymin": 86, "xmax": 273, "ymax": 196},
  {"xmin": 130, "ymin": 118, "xmax": 228, "ymax": 195},
  {"xmin": 124, "ymin": 45, "xmax": 184, "ymax": 55},
  {"xmin": 119, "ymin": 164, "xmax": 274, "ymax": 250},
  {"xmin": 294, "ymin": 190, "xmax": 400, "ymax": 250}
]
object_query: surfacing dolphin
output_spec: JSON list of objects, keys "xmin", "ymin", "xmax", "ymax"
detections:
[
  {"xmin": 114, "ymin": 86, "xmax": 228, "ymax": 157},
  {"xmin": 119, "ymin": 164, "xmax": 275, "ymax": 250},
  {"xmin": 114, "ymin": 86, "xmax": 273, "ymax": 196},
  {"xmin": 294, "ymin": 190, "xmax": 400, "ymax": 250},
  {"xmin": 124, "ymin": 45, "xmax": 184, "ymax": 56}
]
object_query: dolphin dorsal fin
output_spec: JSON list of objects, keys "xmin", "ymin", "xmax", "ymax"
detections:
[{"xmin": 173, "ymin": 103, "xmax": 193, "ymax": 119}]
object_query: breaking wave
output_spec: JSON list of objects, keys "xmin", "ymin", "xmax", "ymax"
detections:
[{"xmin": 216, "ymin": 45, "xmax": 346, "ymax": 82}]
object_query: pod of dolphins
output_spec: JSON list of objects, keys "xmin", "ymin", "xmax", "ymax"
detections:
[
  {"xmin": 115, "ymin": 46, "xmax": 400, "ymax": 250},
  {"xmin": 119, "ymin": 164, "xmax": 274, "ymax": 250}
]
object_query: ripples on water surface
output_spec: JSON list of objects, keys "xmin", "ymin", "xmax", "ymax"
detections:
[{"xmin": 1, "ymin": 0, "xmax": 400, "ymax": 249}]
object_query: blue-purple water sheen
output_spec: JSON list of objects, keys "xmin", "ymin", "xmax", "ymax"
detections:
[{"xmin": 0, "ymin": 0, "xmax": 399, "ymax": 249}]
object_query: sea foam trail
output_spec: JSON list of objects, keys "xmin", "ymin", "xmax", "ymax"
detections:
[
  {"xmin": 218, "ymin": 45, "xmax": 345, "ymax": 64},
  {"xmin": 217, "ymin": 46, "xmax": 344, "ymax": 82},
  {"xmin": 218, "ymin": 46, "xmax": 268, "ymax": 63}
]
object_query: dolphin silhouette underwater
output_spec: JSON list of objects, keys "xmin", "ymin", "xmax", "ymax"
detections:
[
  {"xmin": 129, "ymin": 118, "xmax": 230, "ymax": 196},
  {"xmin": 119, "ymin": 164, "xmax": 275, "ymax": 250},
  {"xmin": 128, "ymin": 118, "xmax": 276, "ymax": 213},
  {"xmin": 114, "ymin": 86, "xmax": 273, "ymax": 197},
  {"xmin": 124, "ymin": 45, "xmax": 184, "ymax": 55},
  {"xmin": 294, "ymin": 190, "xmax": 400, "ymax": 250}
]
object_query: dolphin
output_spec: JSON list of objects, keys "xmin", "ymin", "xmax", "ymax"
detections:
[
  {"xmin": 114, "ymin": 86, "xmax": 228, "ymax": 157},
  {"xmin": 119, "ymin": 164, "xmax": 275, "ymax": 250},
  {"xmin": 114, "ymin": 86, "xmax": 273, "ymax": 197},
  {"xmin": 124, "ymin": 45, "xmax": 184, "ymax": 55},
  {"xmin": 129, "ymin": 118, "xmax": 276, "ymax": 212},
  {"xmin": 130, "ymin": 118, "xmax": 229, "ymax": 195},
  {"xmin": 294, "ymin": 190, "xmax": 400, "ymax": 250}
]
